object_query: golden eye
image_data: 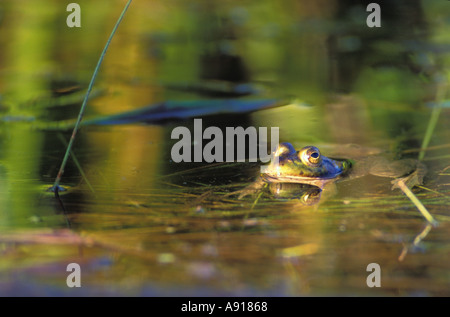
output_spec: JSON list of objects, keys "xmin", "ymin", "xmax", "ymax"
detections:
[
  {"xmin": 299, "ymin": 146, "xmax": 322, "ymax": 166},
  {"xmin": 308, "ymin": 148, "xmax": 321, "ymax": 164}
]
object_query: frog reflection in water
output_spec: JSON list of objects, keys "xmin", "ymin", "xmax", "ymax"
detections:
[{"xmin": 239, "ymin": 142, "xmax": 426, "ymax": 204}]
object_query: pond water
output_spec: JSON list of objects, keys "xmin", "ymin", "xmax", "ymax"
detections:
[{"xmin": 0, "ymin": 0, "xmax": 449, "ymax": 296}]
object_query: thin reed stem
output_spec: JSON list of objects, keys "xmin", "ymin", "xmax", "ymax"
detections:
[
  {"xmin": 419, "ymin": 83, "xmax": 447, "ymax": 161},
  {"xmin": 51, "ymin": 0, "xmax": 132, "ymax": 194}
]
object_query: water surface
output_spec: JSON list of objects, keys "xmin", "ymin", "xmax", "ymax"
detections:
[{"xmin": 0, "ymin": 0, "xmax": 449, "ymax": 296}]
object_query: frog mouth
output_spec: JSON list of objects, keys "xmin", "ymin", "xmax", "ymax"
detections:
[
  {"xmin": 261, "ymin": 173, "xmax": 341, "ymax": 189},
  {"xmin": 262, "ymin": 173, "xmax": 339, "ymax": 181}
]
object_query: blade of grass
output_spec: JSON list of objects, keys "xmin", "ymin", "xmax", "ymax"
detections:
[
  {"xmin": 418, "ymin": 83, "xmax": 447, "ymax": 161},
  {"xmin": 50, "ymin": 0, "xmax": 132, "ymax": 194}
]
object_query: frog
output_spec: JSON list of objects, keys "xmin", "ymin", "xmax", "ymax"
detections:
[{"xmin": 238, "ymin": 142, "xmax": 426, "ymax": 200}]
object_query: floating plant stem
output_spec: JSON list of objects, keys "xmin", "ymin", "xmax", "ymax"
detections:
[
  {"xmin": 396, "ymin": 180, "xmax": 437, "ymax": 226},
  {"xmin": 50, "ymin": 0, "xmax": 132, "ymax": 194}
]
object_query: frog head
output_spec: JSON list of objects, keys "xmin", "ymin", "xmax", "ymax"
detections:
[{"xmin": 262, "ymin": 143, "xmax": 351, "ymax": 183}]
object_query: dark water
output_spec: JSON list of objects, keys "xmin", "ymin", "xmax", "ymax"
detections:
[{"xmin": 0, "ymin": 0, "xmax": 449, "ymax": 296}]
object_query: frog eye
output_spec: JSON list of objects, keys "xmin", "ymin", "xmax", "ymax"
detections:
[
  {"xmin": 274, "ymin": 142, "xmax": 296, "ymax": 157},
  {"xmin": 299, "ymin": 146, "xmax": 322, "ymax": 166}
]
